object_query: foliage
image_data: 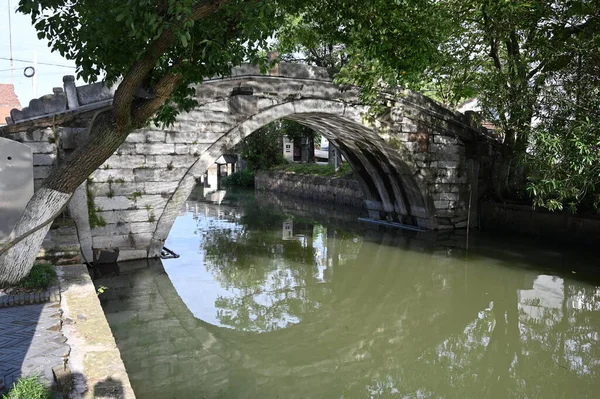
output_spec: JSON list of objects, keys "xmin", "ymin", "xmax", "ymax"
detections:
[
  {"xmin": 271, "ymin": 162, "xmax": 353, "ymax": 177},
  {"xmin": 275, "ymin": 0, "xmax": 448, "ymax": 102},
  {"xmin": 526, "ymin": 22, "xmax": 600, "ymax": 213},
  {"xmin": 86, "ymin": 180, "xmax": 106, "ymax": 229},
  {"xmin": 236, "ymin": 119, "xmax": 318, "ymax": 171},
  {"xmin": 2, "ymin": 376, "xmax": 53, "ymax": 399},
  {"xmin": 221, "ymin": 170, "xmax": 255, "ymax": 188},
  {"xmin": 236, "ymin": 121, "xmax": 286, "ymax": 171},
  {"xmin": 415, "ymin": 0, "xmax": 600, "ymax": 209},
  {"xmin": 12, "ymin": 264, "xmax": 57, "ymax": 291}
]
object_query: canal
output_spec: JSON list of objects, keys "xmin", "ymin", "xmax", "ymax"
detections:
[{"xmin": 93, "ymin": 187, "xmax": 600, "ymax": 399}]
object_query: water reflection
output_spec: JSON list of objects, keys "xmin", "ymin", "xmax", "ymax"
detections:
[{"xmin": 95, "ymin": 189, "xmax": 600, "ymax": 399}]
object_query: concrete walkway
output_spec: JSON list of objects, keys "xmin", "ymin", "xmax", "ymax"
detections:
[
  {"xmin": 0, "ymin": 265, "xmax": 135, "ymax": 399},
  {"xmin": 0, "ymin": 300, "xmax": 69, "ymax": 394}
]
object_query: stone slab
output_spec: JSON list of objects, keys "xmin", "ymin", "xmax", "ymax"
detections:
[{"xmin": 58, "ymin": 265, "xmax": 136, "ymax": 399}]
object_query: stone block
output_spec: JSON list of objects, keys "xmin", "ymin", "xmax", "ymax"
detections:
[
  {"xmin": 88, "ymin": 182, "xmax": 146, "ymax": 197},
  {"xmin": 145, "ymin": 130, "xmax": 167, "ymax": 142},
  {"xmin": 92, "ymin": 222, "xmax": 157, "ymax": 236},
  {"xmin": 33, "ymin": 166, "xmax": 53, "ymax": 179},
  {"xmin": 25, "ymin": 142, "xmax": 56, "ymax": 154},
  {"xmin": 144, "ymin": 181, "xmax": 180, "ymax": 195},
  {"xmin": 165, "ymin": 132, "xmax": 202, "ymax": 144},
  {"xmin": 174, "ymin": 144, "xmax": 210, "ymax": 155},
  {"xmin": 135, "ymin": 195, "xmax": 168, "ymax": 210},
  {"xmin": 430, "ymin": 183, "xmax": 461, "ymax": 193},
  {"xmin": 91, "ymin": 169, "xmax": 135, "ymax": 182},
  {"xmin": 93, "ymin": 233, "xmax": 152, "ymax": 249},
  {"xmin": 33, "ymin": 153, "xmax": 56, "ymax": 166},
  {"xmin": 200, "ymin": 101, "xmax": 229, "ymax": 113},
  {"xmin": 433, "ymin": 134, "xmax": 459, "ymax": 145},
  {"xmin": 102, "ymin": 155, "xmax": 146, "ymax": 169},
  {"xmin": 402, "ymin": 121, "xmax": 418, "ymax": 133},
  {"xmin": 94, "ymin": 196, "xmax": 134, "ymax": 210},
  {"xmin": 115, "ymin": 143, "xmax": 138, "ymax": 155},
  {"xmin": 437, "ymin": 161, "xmax": 461, "ymax": 169},
  {"xmin": 433, "ymin": 152, "xmax": 461, "ymax": 162},
  {"xmin": 96, "ymin": 210, "xmax": 154, "ymax": 224},
  {"xmin": 125, "ymin": 133, "xmax": 147, "ymax": 143},
  {"xmin": 181, "ymin": 110, "xmax": 228, "ymax": 123},
  {"xmin": 135, "ymin": 143, "xmax": 175, "ymax": 155},
  {"xmin": 434, "ymin": 200, "xmax": 450, "ymax": 209},
  {"xmin": 429, "ymin": 143, "xmax": 460, "ymax": 155},
  {"xmin": 433, "ymin": 192, "xmax": 460, "ymax": 202},
  {"xmin": 133, "ymin": 168, "xmax": 187, "ymax": 182},
  {"xmin": 145, "ymin": 155, "xmax": 196, "ymax": 168}
]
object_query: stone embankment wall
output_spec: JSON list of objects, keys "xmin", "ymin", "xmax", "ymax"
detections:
[
  {"xmin": 255, "ymin": 171, "xmax": 365, "ymax": 209},
  {"xmin": 480, "ymin": 202, "xmax": 600, "ymax": 245}
]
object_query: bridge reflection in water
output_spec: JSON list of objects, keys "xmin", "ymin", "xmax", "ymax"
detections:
[{"xmin": 94, "ymin": 189, "xmax": 600, "ymax": 399}]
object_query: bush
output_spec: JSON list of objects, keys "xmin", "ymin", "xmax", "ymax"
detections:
[
  {"xmin": 2, "ymin": 376, "xmax": 53, "ymax": 399},
  {"xmin": 15, "ymin": 264, "xmax": 57, "ymax": 291},
  {"xmin": 221, "ymin": 170, "xmax": 255, "ymax": 188}
]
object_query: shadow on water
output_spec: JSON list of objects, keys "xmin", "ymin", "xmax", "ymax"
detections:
[{"xmin": 93, "ymin": 188, "xmax": 600, "ymax": 399}]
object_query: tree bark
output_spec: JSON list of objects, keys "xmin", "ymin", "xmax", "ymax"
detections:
[{"xmin": 0, "ymin": 110, "xmax": 128, "ymax": 284}]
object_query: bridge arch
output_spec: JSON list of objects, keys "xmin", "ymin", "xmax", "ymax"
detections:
[{"xmin": 147, "ymin": 97, "xmax": 433, "ymax": 256}]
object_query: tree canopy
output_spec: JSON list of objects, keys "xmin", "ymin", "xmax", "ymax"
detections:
[{"xmin": 274, "ymin": 0, "xmax": 600, "ymax": 212}]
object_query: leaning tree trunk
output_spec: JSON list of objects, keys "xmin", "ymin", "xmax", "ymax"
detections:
[{"xmin": 0, "ymin": 110, "xmax": 130, "ymax": 284}]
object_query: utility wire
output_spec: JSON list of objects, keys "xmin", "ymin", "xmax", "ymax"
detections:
[{"xmin": 0, "ymin": 56, "xmax": 75, "ymax": 69}]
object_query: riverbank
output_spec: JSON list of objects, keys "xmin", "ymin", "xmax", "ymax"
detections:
[
  {"xmin": 256, "ymin": 167, "xmax": 600, "ymax": 245},
  {"xmin": 255, "ymin": 169, "xmax": 364, "ymax": 208}
]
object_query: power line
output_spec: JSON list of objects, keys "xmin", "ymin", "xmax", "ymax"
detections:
[{"xmin": 0, "ymin": 56, "xmax": 75, "ymax": 69}]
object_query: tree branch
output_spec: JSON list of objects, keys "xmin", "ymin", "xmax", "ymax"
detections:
[
  {"xmin": 112, "ymin": 0, "xmax": 231, "ymax": 129},
  {"xmin": 132, "ymin": 72, "xmax": 184, "ymax": 126}
]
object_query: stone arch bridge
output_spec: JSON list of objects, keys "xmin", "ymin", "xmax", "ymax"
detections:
[{"xmin": 1, "ymin": 63, "xmax": 499, "ymax": 263}]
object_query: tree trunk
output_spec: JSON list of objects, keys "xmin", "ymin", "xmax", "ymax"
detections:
[{"xmin": 0, "ymin": 110, "xmax": 129, "ymax": 284}]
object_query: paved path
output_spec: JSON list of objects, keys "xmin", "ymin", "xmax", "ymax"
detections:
[{"xmin": 0, "ymin": 301, "xmax": 70, "ymax": 393}]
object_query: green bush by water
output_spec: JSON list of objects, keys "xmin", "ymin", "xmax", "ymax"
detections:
[
  {"xmin": 221, "ymin": 170, "xmax": 255, "ymax": 188},
  {"xmin": 15, "ymin": 264, "xmax": 57, "ymax": 291},
  {"xmin": 2, "ymin": 376, "xmax": 53, "ymax": 399}
]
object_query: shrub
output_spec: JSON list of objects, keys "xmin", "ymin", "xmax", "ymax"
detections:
[
  {"xmin": 15, "ymin": 264, "xmax": 57, "ymax": 291},
  {"xmin": 221, "ymin": 170, "xmax": 255, "ymax": 188}
]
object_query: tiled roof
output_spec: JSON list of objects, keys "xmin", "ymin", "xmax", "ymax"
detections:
[{"xmin": 0, "ymin": 84, "xmax": 21, "ymax": 125}]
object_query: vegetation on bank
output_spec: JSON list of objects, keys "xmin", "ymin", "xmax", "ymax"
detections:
[
  {"xmin": 270, "ymin": 162, "xmax": 353, "ymax": 177},
  {"xmin": 2, "ymin": 376, "xmax": 53, "ymax": 399},
  {"xmin": 0, "ymin": 264, "xmax": 57, "ymax": 291},
  {"xmin": 221, "ymin": 170, "xmax": 256, "ymax": 189}
]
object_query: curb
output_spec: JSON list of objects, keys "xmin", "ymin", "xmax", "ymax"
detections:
[
  {"xmin": 57, "ymin": 265, "xmax": 136, "ymax": 399},
  {"xmin": 0, "ymin": 285, "xmax": 61, "ymax": 308}
]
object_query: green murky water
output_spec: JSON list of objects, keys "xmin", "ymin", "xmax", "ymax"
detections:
[{"xmin": 95, "ymin": 188, "xmax": 600, "ymax": 399}]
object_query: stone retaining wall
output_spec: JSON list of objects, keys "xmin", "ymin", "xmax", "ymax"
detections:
[
  {"xmin": 480, "ymin": 202, "xmax": 600, "ymax": 244},
  {"xmin": 255, "ymin": 170, "xmax": 365, "ymax": 209}
]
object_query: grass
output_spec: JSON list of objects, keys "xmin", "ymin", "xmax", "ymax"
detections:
[
  {"xmin": 270, "ymin": 162, "xmax": 353, "ymax": 177},
  {"xmin": 2, "ymin": 376, "xmax": 53, "ymax": 399},
  {"xmin": 14, "ymin": 264, "xmax": 57, "ymax": 291}
]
